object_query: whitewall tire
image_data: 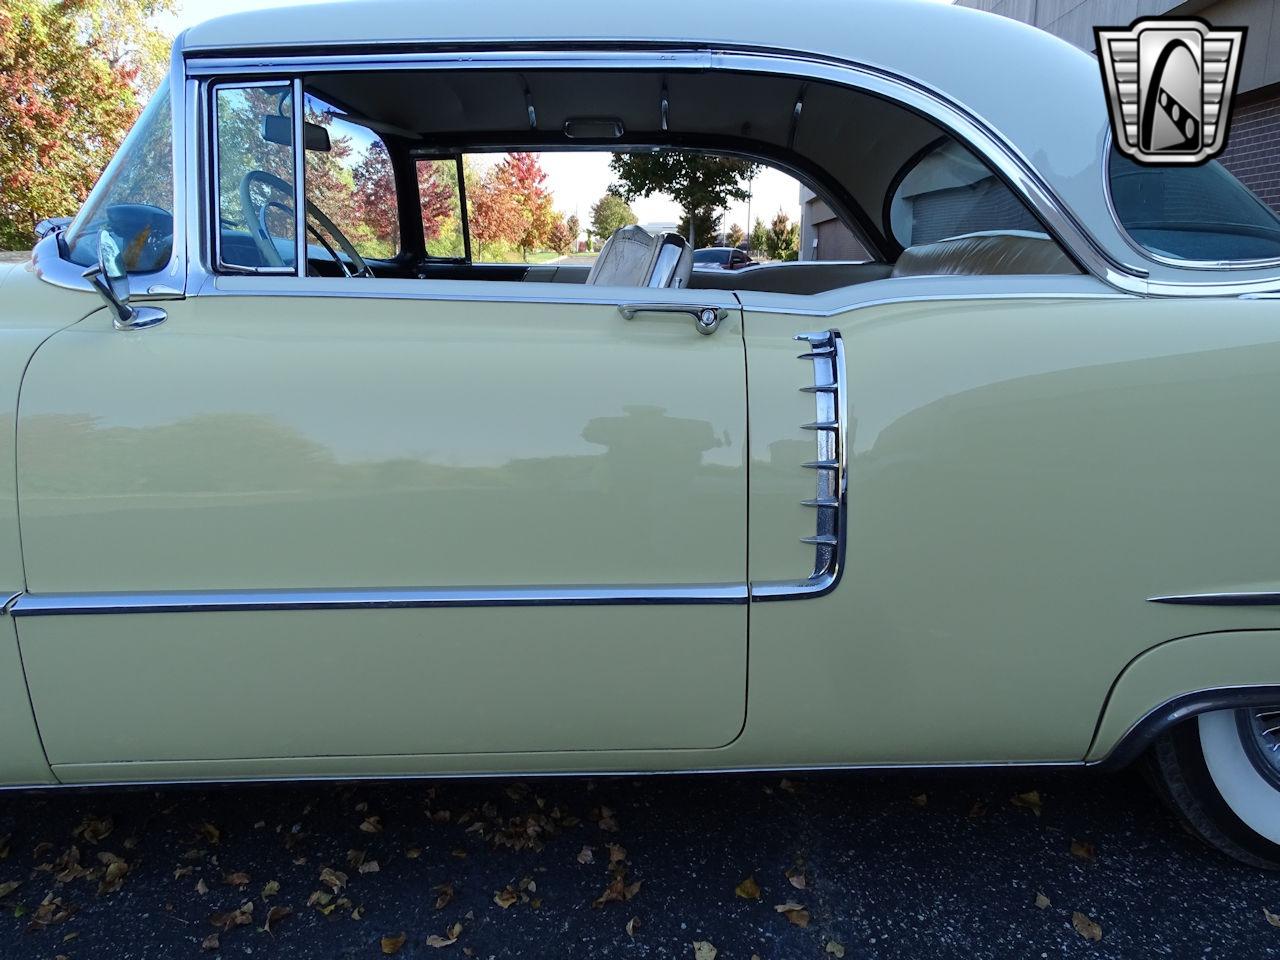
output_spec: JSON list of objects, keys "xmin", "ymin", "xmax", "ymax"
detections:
[{"xmin": 1146, "ymin": 707, "xmax": 1280, "ymax": 869}]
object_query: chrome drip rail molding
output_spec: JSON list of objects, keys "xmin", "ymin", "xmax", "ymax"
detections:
[
  {"xmin": 754, "ymin": 328, "xmax": 848, "ymax": 601},
  {"xmin": 9, "ymin": 583, "xmax": 749, "ymax": 616}
]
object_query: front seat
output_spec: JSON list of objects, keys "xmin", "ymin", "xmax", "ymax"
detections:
[{"xmin": 586, "ymin": 225, "xmax": 694, "ymax": 288}]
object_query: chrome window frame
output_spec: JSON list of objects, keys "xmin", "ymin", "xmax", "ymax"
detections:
[
  {"xmin": 208, "ymin": 78, "xmax": 303, "ymax": 276},
  {"xmin": 34, "ymin": 39, "xmax": 1280, "ymax": 299},
  {"xmin": 183, "ymin": 47, "xmax": 1141, "ymax": 298}
]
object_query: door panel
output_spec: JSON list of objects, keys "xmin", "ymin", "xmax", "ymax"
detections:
[{"xmin": 15, "ymin": 284, "xmax": 747, "ymax": 767}]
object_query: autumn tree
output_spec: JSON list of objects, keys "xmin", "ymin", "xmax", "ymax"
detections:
[
  {"xmin": 590, "ymin": 192, "xmax": 637, "ymax": 244},
  {"xmin": 565, "ymin": 214, "xmax": 581, "ymax": 251},
  {"xmin": 609, "ymin": 153, "xmax": 758, "ymax": 245},
  {"xmin": 491, "ymin": 153, "xmax": 555, "ymax": 261},
  {"xmin": 726, "ymin": 223, "xmax": 745, "ymax": 248},
  {"xmin": 766, "ymin": 209, "xmax": 800, "ymax": 261},
  {"xmin": 547, "ymin": 217, "xmax": 574, "ymax": 255},
  {"xmin": 0, "ymin": 0, "xmax": 174, "ymax": 249}
]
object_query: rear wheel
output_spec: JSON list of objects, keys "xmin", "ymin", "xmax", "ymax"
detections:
[{"xmin": 1146, "ymin": 707, "xmax": 1280, "ymax": 869}]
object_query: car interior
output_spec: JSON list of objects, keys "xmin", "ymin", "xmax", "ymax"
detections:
[{"xmin": 213, "ymin": 67, "xmax": 1083, "ymax": 294}]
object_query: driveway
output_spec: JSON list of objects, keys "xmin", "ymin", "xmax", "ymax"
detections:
[
  {"xmin": 0, "ymin": 252, "xmax": 29, "ymax": 264},
  {"xmin": 0, "ymin": 768, "xmax": 1275, "ymax": 958}
]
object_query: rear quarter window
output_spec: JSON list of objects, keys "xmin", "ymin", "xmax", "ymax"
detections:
[{"xmin": 1108, "ymin": 152, "xmax": 1280, "ymax": 263}]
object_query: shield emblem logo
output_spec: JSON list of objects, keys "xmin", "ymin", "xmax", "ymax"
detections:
[{"xmin": 1095, "ymin": 18, "xmax": 1247, "ymax": 165}]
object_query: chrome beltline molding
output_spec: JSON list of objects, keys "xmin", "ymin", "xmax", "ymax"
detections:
[
  {"xmin": 10, "ymin": 584, "xmax": 749, "ymax": 616},
  {"xmin": 1147, "ymin": 592, "xmax": 1280, "ymax": 606}
]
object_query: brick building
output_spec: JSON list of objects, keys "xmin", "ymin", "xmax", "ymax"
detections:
[{"xmin": 955, "ymin": 0, "xmax": 1280, "ymax": 211}]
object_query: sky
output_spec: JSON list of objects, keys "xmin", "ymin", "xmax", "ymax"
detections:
[{"xmin": 160, "ymin": 0, "xmax": 954, "ymax": 232}]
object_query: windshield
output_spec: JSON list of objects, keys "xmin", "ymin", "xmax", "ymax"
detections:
[
  {"xmin": 63, "ymin": 80, "xmax": 174, "ymax": 274},
  {"xmin": 1108, "ymin": 151, "xmax": 1280, "ymax": 262}
]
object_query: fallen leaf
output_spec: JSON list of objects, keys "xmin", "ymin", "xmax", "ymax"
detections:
[
  {"xmin": 307, "ymin": 890, "xmax": 333, "ymax": 909},
  {"xmin": 607, "ymin": 844, "xmax": 627, "ymax": 865},
  {"xmin": 1070, "ymin": 840, "xmax": 1096, "ymax": 862},
  {"xmin": 779, "ymin": 779, "xmax": 796, "ymax": 793},
  {"xmin": 209, "ymin": 901, "xmax": 254, "ymax": 932},
  {"xmin": 351, "ymin": 904, "xmax": 365, "ymax": 920},
  {"xmin": 0, "ymin": 881, "xmax": 21, "ymax": 898},
  {"xmin": 346, "ymin": 849, "xmax": 366, "ymax": 868},
  {"xmin": 1265, "ymin": 908, "xmax": 1280, "ymax": 928},
  {"xmin": 198, "ymin": 823, "xmax": 221, "ymax": 845},
  {"xmin": 774, "ymin": 901, "xmax": 810, "ymax": 927},
  {"xmin": 597, "ymin": 807, "xmax": 619, "ymax": 832},
  {"xmin": 73, "ymin": 816, "xmax": 113, "ymax": 845},
  {"xmin": 786, "ymin": 868, "xmax": 806, "ymax": 891},
  {"xmin": 426, "ymin": 934, "xmax": 457, "ymax": 948},
  {"xmin": 967, "ymin": 800, "xmax": 988, "ymax": 819},
  {"xmin": 910, "ymin": 793, "xmax": 928, "ymax": 808},
  {"xmin": 693, "ymin": 941, "xmax": 717, "ymax": 960},
  {"xmin": 448, "ymin": 922, "xmax": 463, "ymax": 939},
  {"xmin": 735, "ymin": 875, "xmax": 762, "ymax": 900},
  {"xmin": 626, "ymin": 916, "xmax": 639, "ymax": 937},
  {"xmin": 1072, "ymin": 911, "xmax": 1103, "ymax": 942},
  {"xmin": 261, "ymin": 904, "xmax": 292, "ymax": 934},
  {"xmin": 358, "ymin": 860, "xmax": 380, "ymax": 875},
  {"xmin": 434, "ymin": 882, "xmax": 455, "ymax": 911},
  {"xmin": 1035, "ymin": 892, "xmax": 1051, "ymax": 910},
  {"xmin": 319, "ymin": 867, "xmax": 347, "ymax": 893},
  {"xmin": 494, "ymin": 886, "xmax": 519, "ymax": 909},
  {"xmin": 98, "ymin": 856, "xmax": 129, "ymax": 894},
  {"xmin": 174, "ymin": 865, "xmax": 194, "ymax": 880},
  {"xmin": 406, "ymin": 848, "xmax": 422, "ymax": 860},
  {"xmin": 360, "ymin": 816, "xmax": 384, "ymax": 834},
  {"xmin": 825, "ymin": 941, "xmax": 846, "ymax": 958},
  {"xmin": 577, "ymin": 846, "xmax": 595, "ymax": 865},
  {"xmin": 1011, "ymin": 791, "xmax": 1043, "ymax": 817},
  {"xmin": 196, "ymin": 879, "xmax": 209, "ymax": 895},
  {"xmin": 224, "ymin": 871, "xmax": 251, "ymax": 887},
  {"xmin": 381, "ymin": 932, "xmax": 407, "ymax": 954},
  {"xmin": 200, "ymin": 933, "xmax": 219, "ymax": 951},
  {"xmin": 261, "ymin": 880, "xmax": 280, "ymax": 900}
]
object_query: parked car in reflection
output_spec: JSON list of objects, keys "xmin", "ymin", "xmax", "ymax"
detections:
[{"xmin": 693, "ymin": 246, "xmax": 756, "ymax": 270}]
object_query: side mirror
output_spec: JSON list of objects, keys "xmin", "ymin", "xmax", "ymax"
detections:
[{"xmin": 82, "ymin": 229, "xmax": 167, "ymax": 331}]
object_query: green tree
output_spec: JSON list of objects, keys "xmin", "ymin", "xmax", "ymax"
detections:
[
  {"xmin": 0, "ymin": 0, "xmax": 174, "ymax": 250},
  {"xmin": 676, "ymin": 206, "xmax": 721, "ymax": 248},
  {"xmin": 749, "ymin": 218, "xmax": 768, "ymax": 255},
  {"xmin": 726, "ymin": 223, "xmax": 745, "ymax": 248},
  {"xmin": 590, "ymin": 192, "xmax": 637, "ymax": 242},
  {"xmin": 766, "ymin": 209, "xmax": 800, "ymax": 261},
  {"xmin": 609, "ymin": 153, "xmax": 758, "ymax": 245}
]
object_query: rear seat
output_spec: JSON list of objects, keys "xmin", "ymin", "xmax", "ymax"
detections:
[{"xmin": 892, "ymin": 231, "xmax": 1079, "ymax": 277}]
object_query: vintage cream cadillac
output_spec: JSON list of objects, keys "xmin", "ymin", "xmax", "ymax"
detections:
[{"xmin": 7, "ymin": 0, "xmax": 1280, "ymax": 868}]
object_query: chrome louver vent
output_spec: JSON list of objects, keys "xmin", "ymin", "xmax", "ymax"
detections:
[
  {"xmin": 791, "ymin": 330, "xmax": 848, "ymax": 594},
  {"xmin": 751, "ymin": 328, "xmax": 848, "ymax": 601}
]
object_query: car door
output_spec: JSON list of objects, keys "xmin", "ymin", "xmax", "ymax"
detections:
[{"xmin": 13, "ymin": 280, "xmax": 748, "ymax": 779}]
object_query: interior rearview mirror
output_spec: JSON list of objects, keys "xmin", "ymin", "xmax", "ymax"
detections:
[{"xmin": 261, "ymin": 114, "xmax": 332, "ymax": 152}]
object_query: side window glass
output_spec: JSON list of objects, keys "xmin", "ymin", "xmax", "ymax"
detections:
[
  {"xmin": 64, "ymin": 80, "xmax": 174, "ymax": 273},
  {"xmin": 214, "ymin": 83, "xmax": 297, "ymax": 272},
  {"xmin": 417, "ymin": 159, "xmax": 465, "ymax": 258},
  {"xmin": 888, "ymin": 139, "xmax": 1041, "ymax": 248},
  {"xmin": 305, "ymin": 93, "xmax": 399, "ymax": 262}
]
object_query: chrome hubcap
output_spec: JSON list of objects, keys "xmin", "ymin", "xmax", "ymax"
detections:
[{"xmin": 1247, "ymin": 708, "xmax": 1280, "ymax": 776}]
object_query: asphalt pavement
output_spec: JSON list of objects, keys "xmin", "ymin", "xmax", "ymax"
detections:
[{"xmin": 0, "ymin": 767, "xmax": 1275, "ymax": 959}]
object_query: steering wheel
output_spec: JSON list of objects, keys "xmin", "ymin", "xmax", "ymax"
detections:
[{"xmin": 237, "ymin": 169, "xmax": 373, "ymax": 277}]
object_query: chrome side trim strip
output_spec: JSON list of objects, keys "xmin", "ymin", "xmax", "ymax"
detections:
[
  {"xmin": 1147, "ymin": 592, "xmax": 1280, "ymax": 607},
  {"xmin": 10, "ymin": 584, "xmax": 748, "ymax": 617},
  {"xmin": 753, "ymin": 328, "xmax": 847, "ymax": 601}
]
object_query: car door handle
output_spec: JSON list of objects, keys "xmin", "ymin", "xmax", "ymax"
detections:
[{"xmin": 618, "ymin": 303, "xmax": 728, "ymax": 336}]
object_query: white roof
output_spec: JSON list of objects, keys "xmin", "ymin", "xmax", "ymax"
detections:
[{"xmin": 180, "ymin": 0, "xmax": 1127, "ymax": 274}]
